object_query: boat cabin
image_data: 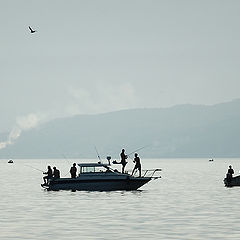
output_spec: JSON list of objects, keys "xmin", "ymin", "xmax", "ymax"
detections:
[{"xmin": 78, "ymin": 163, "xmax": 115, "ymax": 175}]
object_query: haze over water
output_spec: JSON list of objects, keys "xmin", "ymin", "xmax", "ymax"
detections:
[{"xmin": 1, "ymin": 158, "xmax": 240, "ymax": 240}]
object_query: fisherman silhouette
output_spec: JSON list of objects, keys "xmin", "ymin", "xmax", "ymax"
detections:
[
  {"xmin": 70, "ymin": 163, "xmax": 77, "ymax": 178},
  {"xmin": 43, "ymin": 166, "xmax": 53, "ymax": 184},
  {"xmin": 28, "ymin": 26, "xmax": 36, "ymax": 33},
  {"xmin": 226, "ymin": 165, "xmax": 234, "ymax": 182},
  {"xmin": 53, "ymin": 166, "xmax": 60, "ymax": 179},
  {"xmin": 120, "ymin": 149, "xmax": 128, "ymax": 173},
  {"xmin": 131, "ymin": 153, "xmax": 142, "ymax": 177}
]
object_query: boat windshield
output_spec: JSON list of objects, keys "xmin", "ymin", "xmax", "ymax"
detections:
[{"xmin": 80, "ymin": 166, "xmax": 112, "ymax": 174}]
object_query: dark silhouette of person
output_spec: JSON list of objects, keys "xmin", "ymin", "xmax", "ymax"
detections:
[
  {"xmin": 43, "ymin": 166, "xmax": 53, "ymax": 184},
  {"xmin": 120, "ymin": 149, "xmax": 128, "ymax": 173},
  {"xmin": 131, "ymin": 153, "xmax": 142, "ymax": 177},
  {"xmin": 28, "ymin": 26, "xmax": 36, "ymax": 33},
  {"xmin": 53, "ymin": 166, "xmax": 60, "ymax": 179},
  {"xmin": 70, "ymin": 163, "xmax": 77, "ymax": 178},
  {"xmin": 226, "ymin": 165, "xmax": 234, "ymax": 182}
]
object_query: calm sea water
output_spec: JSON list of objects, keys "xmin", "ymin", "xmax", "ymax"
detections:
[{"xmin": 1, "ymin": 158, "xmax": 240, "ymax": 240}]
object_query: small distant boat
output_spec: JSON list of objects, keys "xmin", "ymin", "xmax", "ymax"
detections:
[
  {"xmin": 8, "ymin": 159, "xmax": 14, "ymax": 163},
  {"xmin": 209, "ymin": 159, "xmax": 214, "ymax": 162},
  {"xmin": 41, "ymin": 162, "xmax": 161, "ymax": 191}
]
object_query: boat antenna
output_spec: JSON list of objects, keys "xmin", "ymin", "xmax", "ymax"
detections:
[
  {"xmin": 94, "ymin": 146, "xmax": 102, "ymax": 163},
  {"xmin": 127, "ymin": 144, "xmax": 151, "ymax": 157}
]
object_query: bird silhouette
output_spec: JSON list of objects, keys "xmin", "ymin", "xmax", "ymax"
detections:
[{"xmin": 28, "ymin": 26, "xmax": 36, "ymax": 33}]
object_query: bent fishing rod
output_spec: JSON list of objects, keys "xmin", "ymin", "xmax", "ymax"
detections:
[{"xmin": 126, "ymin": 144, "xmax": 151, "ymax": 157}]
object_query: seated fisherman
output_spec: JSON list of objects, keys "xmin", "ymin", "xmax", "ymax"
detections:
[
  {"xmin": 53, "ymin": 166, "xmax": 60, "ymax": 179},
  {"xmin": 43, "ymin": 166, "xmax": 53, "ymax": 184}
]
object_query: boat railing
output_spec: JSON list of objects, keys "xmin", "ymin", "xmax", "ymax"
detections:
[
  {"xmin": 143, "ymin": 169, "xmax": 162, "ymax": 179},
  {"xmin": 132, "ymin": 168, "xmax": 161, "ymax": 179}
]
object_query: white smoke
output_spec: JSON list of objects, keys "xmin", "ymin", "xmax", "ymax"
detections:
[
  {"xmin": 0, "ymin": 113, "xmax": 46, "ymax": 150},
  {"xmin": 0, "ymin": 83, "xmax": 136, "ymax": 150},
  {"xmin": 16, "ymin": 113, "xmax": 43, "ymax": 130}
]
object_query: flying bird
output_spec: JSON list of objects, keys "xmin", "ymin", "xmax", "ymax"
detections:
[{"xmin": 28, "ymin": 26, "xmax": 36, "ymax": 33}]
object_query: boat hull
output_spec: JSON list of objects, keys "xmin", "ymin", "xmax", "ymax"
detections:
[
  {"xmin": 43, "ymin": 176, "xmax": 151, "ymax": 191},
  {"xmin": 224, "ymin": 175, "xmax": 240, "ymax": 187}
]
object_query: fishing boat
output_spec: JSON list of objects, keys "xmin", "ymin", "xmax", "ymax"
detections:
[
  {"xmin": 224, "ymin": 175, "xmax": 240, "ymax": 187},
  {"xmin": 41, "ymin": 162, "xmax": 161, "ymax": 191}
]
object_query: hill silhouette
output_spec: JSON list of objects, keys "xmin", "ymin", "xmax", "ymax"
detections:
[{"xmin": 1, "ymin": 99, "xmax": 240, "ymax": 158}]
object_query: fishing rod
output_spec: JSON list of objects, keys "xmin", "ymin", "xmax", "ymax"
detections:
[
  {"xmin": 62, "ymin": 154, "xmax": 72, "ymax": 177},
  {"xmin": 23, "ymin": 164, "xmax": 45, "ymax": 173},
  {"xmin": 94, "ymin": 145, "xmax": 102, "ymax": 163},
  {"xmin": 127, "ymin": 145, "xmax": 151, "ymax": 157}
]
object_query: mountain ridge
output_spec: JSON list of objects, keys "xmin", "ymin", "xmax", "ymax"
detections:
[{"xmin": 1, "ymin": 99, "xmax": 240, "ymax": 158}]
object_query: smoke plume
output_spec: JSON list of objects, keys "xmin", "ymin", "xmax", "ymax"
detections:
[{"xmin": 0, "ymin": 113, "xmax": 45, "ymax": 150}]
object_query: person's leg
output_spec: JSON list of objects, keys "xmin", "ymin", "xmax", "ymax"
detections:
[
  {"xmin": 46, "ymin": 176, "xmax": 51, "ymax": 184},
  {"xmin": 138, "ymin": 166, "xmax": 141, "ymax": 177},
  {"xmin": 43, "ymin": 176, "xmax": 47, "ymax": 183},
  {"xmin": 122, "ymin": 164, "xmax": 125, "ymax": 173},
  {"xmin": 131, "ymin": 167, "xmax": 136, "ymax": 176}
]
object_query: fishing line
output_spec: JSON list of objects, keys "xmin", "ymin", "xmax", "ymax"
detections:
[
  {"xmin": 22, "ymin": 164, "xmax": 44, "ymax": 173},
  {"xmin": 127, "ymin": 144, "xmax": 151, "ymax": 157},
  {"xmin": 62, "ymin": 154, "xmax": 72, "ymax": 177}
]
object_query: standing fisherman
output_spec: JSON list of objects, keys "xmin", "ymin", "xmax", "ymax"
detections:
[
  {"xmin": 131, "ymin": 153, "xmax": 142, "ymax": 177},
  {"xmin": 226, "ymin": 165, "xmax": 234, "ymax": 182},
  {"xmin": 120, "ymin": 149, "xmax": 128, "ymax": 173},
  {"xmin": 70, "ymin": 163, "xmax": 77, "ymax": 178}
]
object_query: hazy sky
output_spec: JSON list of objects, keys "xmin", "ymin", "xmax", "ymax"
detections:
[{"xmin": 1, "ymin": 0, "xmax": 240, "ymax": 132}]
